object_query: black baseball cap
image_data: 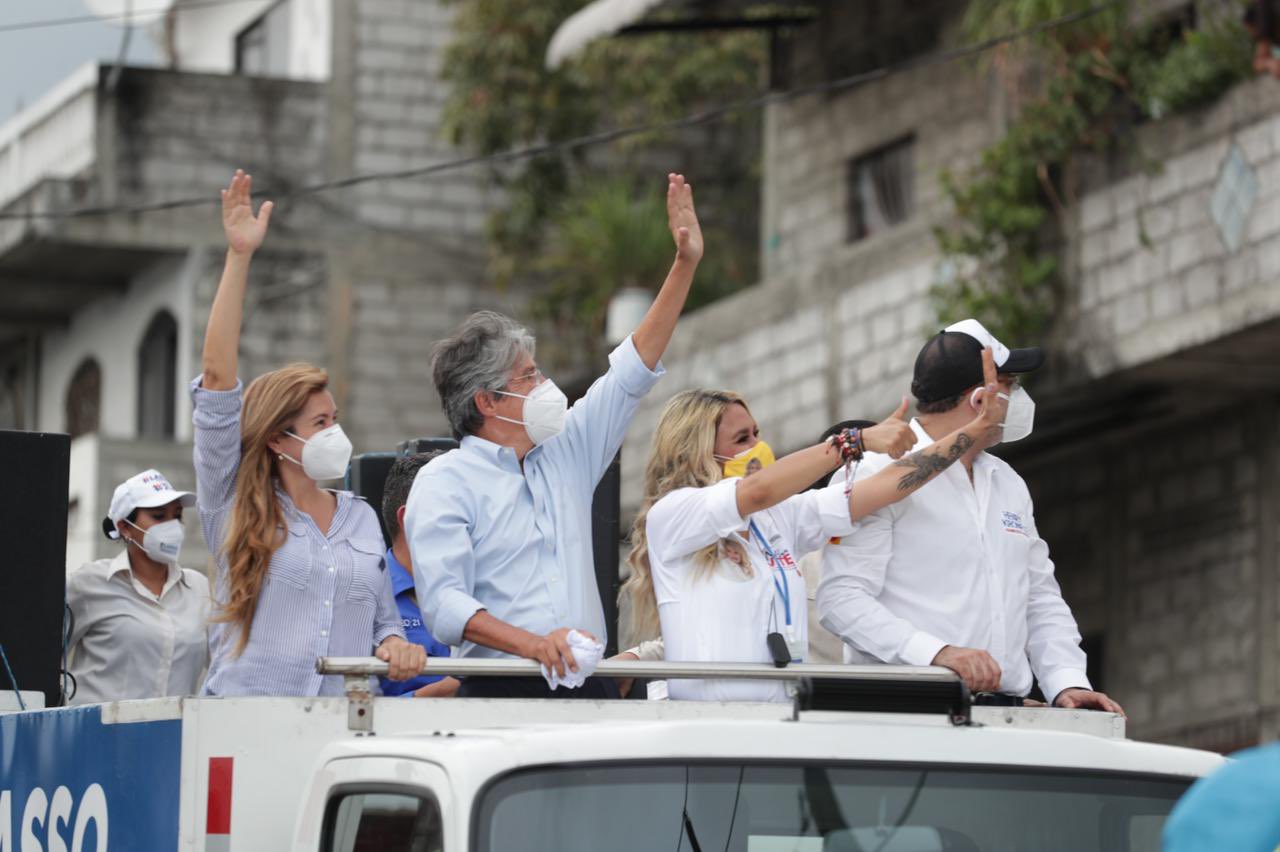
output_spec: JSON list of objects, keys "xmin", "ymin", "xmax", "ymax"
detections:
[{"xmin": 911, "ymin": 319, "xmax": 1044, "ymax": 404}]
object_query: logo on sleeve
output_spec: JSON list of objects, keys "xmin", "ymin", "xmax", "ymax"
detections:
[{"xmin": 1001, "ymin": 511, "xmax": 1027, "ymax": 535}]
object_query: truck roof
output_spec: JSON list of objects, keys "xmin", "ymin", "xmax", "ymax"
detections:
[
  {"xmin": 310, "ymin": 657, "xmax": 1225, "ymax": 785},
  {"xmin": 322, "ymin": 698, "xmax": 1224, "ymax": 785}
]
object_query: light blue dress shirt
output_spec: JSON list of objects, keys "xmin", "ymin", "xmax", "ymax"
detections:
[
  {"xmin": 191, "ymin": 377, "xmax": 403, "ymax": 697},
  {"xmin": 404, "ymin": 335, "xmax": 663, "ymax": 657}
]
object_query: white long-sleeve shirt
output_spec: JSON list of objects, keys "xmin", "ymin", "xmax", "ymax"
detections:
[
  {"xmin": 648, "ymin": 477, "xmax": 856, "ymax": 702},
  {"xmin": 817, "ymin": 419, "xmax": 1090, "ymax": 704}
]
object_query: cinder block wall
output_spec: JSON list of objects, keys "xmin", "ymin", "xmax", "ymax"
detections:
[
  {"xmin": 1021, "ymin": 402, "xmax": 1280, "ymax": 750},
  {"xmin": 1064, "ymin": 80, "xmax": 1280, "ymax": 379}
]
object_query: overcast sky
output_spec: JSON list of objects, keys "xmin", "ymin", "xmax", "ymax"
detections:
[{"xmin": 0, "ymin": 1, "xmax": 160, "ymax": 123}]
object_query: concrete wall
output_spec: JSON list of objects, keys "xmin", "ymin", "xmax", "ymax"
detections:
[
  {"xmin": 1064, "ymin": 79, "xmax": 1280, "ymax": 381},
  {"xmin": 323, "ymin": 0, "xmax": 510, "ymax": 449},
  {"xmin": 343, "ymin": 0, "xmax": 496, "ymax": 236},
  {"xmin": 170, "ymin": 0, "xmax": 331, "ymax": 80},
  {"xmin": 761, "ymin": 2, "xmax": 985, "ymax": 281},
  {"xmin": 100, "ymin": 67, "xmax": 328, "ymax": 229},
  {"xmin": 36, "ymin": 252, "xmax": 200, "ymax": 440},
  {"xmin": 1021, "ymin": 399, "xmax": 1280, "ymax": 751}
]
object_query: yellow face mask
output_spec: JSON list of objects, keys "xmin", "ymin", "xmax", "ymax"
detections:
[{"xmin": 716, "ymin": 440, "xmax": 776, "ymax": 478}]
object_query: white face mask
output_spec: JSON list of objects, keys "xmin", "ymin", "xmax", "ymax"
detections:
[
  {"xmin": 125, "ymin": 518, "xmax": 184, "ymax": 565},
  {"xmin": 998, "ymin": 386, "xmax": 1036, "ymax": 442},
  {"xmin": 495, "ymin": 379, "xmax": 568, "ymax": 446},
  {"xmin": 284, "ymin": 424, "xmax": 353, "ymax": 481}
]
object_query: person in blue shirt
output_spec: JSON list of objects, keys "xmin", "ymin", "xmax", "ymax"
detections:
[
  {"xmin": 379, "ymin": 452, "xmax": 459, "ymax": 697},
  {"xmin": 405, "ymin": 172, "xmax": 703, "ymax": 698}
]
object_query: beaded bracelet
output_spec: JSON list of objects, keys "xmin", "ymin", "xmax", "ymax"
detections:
[
  {"xmin": 827, "ymin": 427, "xmax": 865, "ymax": 495},
  {"xmin": 827, "ymin": 427, "xmax": 865, "ymax": 462}
]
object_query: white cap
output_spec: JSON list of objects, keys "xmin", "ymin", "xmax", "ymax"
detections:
[
  {"xmin": 943, "ymin": 318, "xmax": 1043, "ymax": 373},
  {"xmin": 105, "ymin": 469, "xmax": 195, "ymax": 539}
]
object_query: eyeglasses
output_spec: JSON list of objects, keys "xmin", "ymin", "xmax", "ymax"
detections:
[{"xmin": 506, "ymin": 367, "xmax": 544, "ymax": 391}]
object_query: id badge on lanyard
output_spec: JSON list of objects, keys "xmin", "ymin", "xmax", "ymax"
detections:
[{"xmin": 751, "ymin": 520, "xmax": 805, "ymax": 662}]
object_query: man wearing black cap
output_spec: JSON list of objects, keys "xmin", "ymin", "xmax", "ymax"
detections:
[{"xmin": 817, "ymin": 319, "xmax": 1123, "ymax": 713}]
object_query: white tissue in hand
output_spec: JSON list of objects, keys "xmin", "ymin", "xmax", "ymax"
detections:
[{"xmin": 541, "ymin": 629, "xmax": 604, "ymax": 690}]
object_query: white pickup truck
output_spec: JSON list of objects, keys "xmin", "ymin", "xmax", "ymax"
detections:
[{"xmin": 0, "ymin": 660, "xmax": 1222, "ymax": 852}]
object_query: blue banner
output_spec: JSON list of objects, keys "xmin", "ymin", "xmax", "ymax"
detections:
[{"xmin": 0, "ymin": 705, "xmax": 181, "ymax": 851}]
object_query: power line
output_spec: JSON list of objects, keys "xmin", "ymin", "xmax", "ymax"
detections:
[
  {"xmin": 0, "ymin": 1, "xmax": 1120, "ymax": 223},
  {"xmin": 0, "ymin": 0, "xmax": 267, "ymax": 35}
]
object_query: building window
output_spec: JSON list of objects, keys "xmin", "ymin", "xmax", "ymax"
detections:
[
  {"xmin": 137, "ymin": 311, "xmax": 178, "ymax": 439},
  {"xmin": 847, "ymin": 136, "xmax": 915, "ymax": 242},
  {"xmin": 66, "ymin": 359, "xmax": 101, "ymax": 439},
  {"xmin": 235, "ymin": 0, "xmax": 292, "ymax": 76}
]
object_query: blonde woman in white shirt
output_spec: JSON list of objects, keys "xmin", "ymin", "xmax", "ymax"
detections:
[
  {"xmin": 67, "ymin": 470, "xmax": 210, "ymax": 704},
  {"xmin": 622, "ymin": 349, "xmax": 1005, "ymax": 703}
]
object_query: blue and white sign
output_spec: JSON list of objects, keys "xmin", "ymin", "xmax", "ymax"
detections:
[{"xmin": 0, "ymin": 705, "xmax": 180, "ymax": 851}]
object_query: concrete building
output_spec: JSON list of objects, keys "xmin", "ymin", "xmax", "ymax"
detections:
[
  {"xmin": 547, "ymin": 1, "xmax": 1280, "ymax": 749},
  {"xmin": 0, "ymin": 0, "xmax": 507, "ymax": 570}
]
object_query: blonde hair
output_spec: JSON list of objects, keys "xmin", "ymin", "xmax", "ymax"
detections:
[
  {"xmin": 211, "ymin": 362, "xmax": 329, "ymax": 656},
  {"xmin": 622, "ymin": 389, "xmax": 753, "ymax": 643}
]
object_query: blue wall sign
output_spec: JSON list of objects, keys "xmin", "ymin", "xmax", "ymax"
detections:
[{"xmin": 0, "ymin": 705, "xmax": 181, "ymax": 851}]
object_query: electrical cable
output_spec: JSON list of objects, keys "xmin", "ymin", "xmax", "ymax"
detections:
[
  {"xmin": 0, "ymin": 642, "xmax": 26, "ymax": 710},
  {"xmin": 61, "ymin": 602, "xmax": 77, "ymax": 705},
  {"xmin": 719, "ymin": 766, "xmax": 745, "ymax": 852},
  {"xmin": 868, "ymin": 771, "xmax": 930, "ymax": 852},
  {"xmin": 0, "ymin": 1, "xmax": 1121, "ymax": 223},
  {"xmin": 0, "ymin": 0, "xmax": 271, "ymax": 36}
]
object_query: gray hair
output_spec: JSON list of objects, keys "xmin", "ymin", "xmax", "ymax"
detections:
[{"xmin": 431, "ymin": 311, "xmax": 536, "ymax": 438}]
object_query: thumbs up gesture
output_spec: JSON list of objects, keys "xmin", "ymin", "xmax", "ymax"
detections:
[{"xmin": 859, "ymin": 397, "xmax": 918, "ymax": 459}]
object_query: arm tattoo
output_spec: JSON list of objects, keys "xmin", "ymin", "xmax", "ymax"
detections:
[{"xmin": 892, "ymin": 432, "xmax": 975, "ymax": 492}]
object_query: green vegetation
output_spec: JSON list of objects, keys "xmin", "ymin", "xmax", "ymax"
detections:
[
  {"xmin": 934, "ymin": 1, "xmax": 1253, "ymax": 342},
  {"xmin": 441, "ymin": 1, "xmax": 767, "ymax": 361}
]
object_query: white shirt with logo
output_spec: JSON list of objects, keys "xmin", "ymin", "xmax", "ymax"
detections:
[
  {"xmin": 67, "ymin": 550, "xmax": 211, "ymax": 704},
  {"xmin": 817, "ymin": 418, "xmax": 1089, "ymax": 703},
  {"xmin": 646, "ymin": 477, "xmax": 856, "ymax": 702}
]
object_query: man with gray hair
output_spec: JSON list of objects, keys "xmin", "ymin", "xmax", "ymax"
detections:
[{"xmin": 405, "ymin": 173, "xmax": 703, "ymax": 698}]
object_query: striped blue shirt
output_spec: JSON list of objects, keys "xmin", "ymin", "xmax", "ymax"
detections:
[
  {"xmin": 191, "ymin": 378, "xmax": 403, "ymax": 697},
  {"xmin": 404, "ymin": 335, "xmax": 663, "ymax": 657}
]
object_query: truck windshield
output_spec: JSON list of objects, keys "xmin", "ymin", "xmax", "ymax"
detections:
[{"xmin": 474, "ymin": 762, "xmax": 1190, "ymax": 852}]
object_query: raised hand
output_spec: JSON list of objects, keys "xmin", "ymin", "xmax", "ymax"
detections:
[
  {"xmin": 221, "ymin": 169, "xmax": 274, "ymax": 256},
  {"xmin": 667, "ymin": 173, "xmax": 703, "ymax": 264},
  {"xmin": 970, "ymin": 347, "xmax": 1009, "ymax": 446},
  {"xmin": 860, "ymin": 397, "xmax": 917, "ymax": 459}
]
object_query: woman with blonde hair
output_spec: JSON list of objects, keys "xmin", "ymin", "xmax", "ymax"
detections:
[
  {"xmin": 193, "ymin": 171, "xmax": 424, "ymax": 696},
  {"xmin": 623, "ymin": 350, "xmax": 1006, "ymax": 702}
]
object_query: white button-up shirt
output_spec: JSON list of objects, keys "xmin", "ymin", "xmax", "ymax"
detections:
[
  {"xmin": 66, "ymin": 551, "xmax": 211, "ymax": 704},
  {"xmin": 191, "ymin": 378, "xmax": 404, "ymax": 697},
  {"xmin": 817, "ymin": 419, "xmax": 1090, "ymax": 703},
  {"xmin": 406, "ymin": 335, "xmax": 663, "ymax": 656}
]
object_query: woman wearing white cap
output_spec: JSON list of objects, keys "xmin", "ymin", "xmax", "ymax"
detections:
[
  {"xmin": 192, "ymin": 171, "xmax": 424, "ymax": 696},
  {"xmin": 66, "ymin": 469, "xmax": 208, "ymax": 704}
]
